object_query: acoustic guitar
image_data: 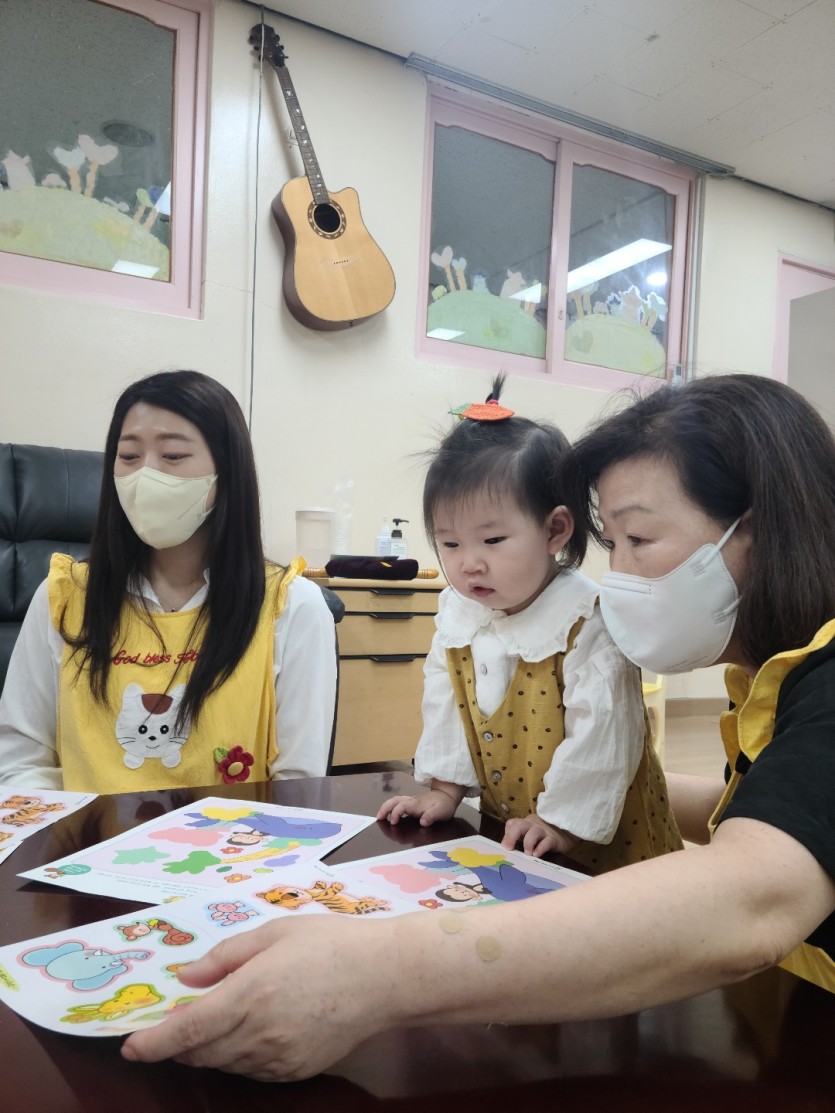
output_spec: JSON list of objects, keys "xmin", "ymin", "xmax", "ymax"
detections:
[{"xmin": 248, "ymin": 23, "xmax": 396, "ymax": 330}]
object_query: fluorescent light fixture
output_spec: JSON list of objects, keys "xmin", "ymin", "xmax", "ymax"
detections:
[
  {"xmin": 647, "ymin": 270, "xmax": 668, "ymax": 287},
  {"xmin": 112, "ymin": 260, "xmax": 159, "ymax": 278},
  {"xmin": 510, "ymin": 282, "xmax": 543, "ymax": 304},
  {"xmin": 427, "ymin": 328, "xmax": 465, "ymax": 340},
  {"xmin": 566, "ymin": 239, "xmax": 671, "ymax": 293}
]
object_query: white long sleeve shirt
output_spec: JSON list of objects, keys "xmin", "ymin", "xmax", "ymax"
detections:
[
  {"xmin": 414, "ymin": 572, "xmax": 645, "ymax": 843},
  {"xmin": 0, "ymin": 572, "xmax": 337, "ymax": 788}
]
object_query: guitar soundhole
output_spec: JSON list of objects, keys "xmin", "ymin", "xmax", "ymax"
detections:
[{"xmin": 309, "ymin": 202, "xmax": 345, "ymax": 239}]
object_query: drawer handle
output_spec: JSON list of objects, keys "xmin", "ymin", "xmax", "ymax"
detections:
[
  {"xmin": 367, "ymin": 611, "xmax": 415, "ymax": 620},
  {"xmin": 369, "ymin": 588, "xmax": 416, "ymax": 597},
  {"xmin": 368, "ymin": 654, "xmax": 421, "ymax": 663}
]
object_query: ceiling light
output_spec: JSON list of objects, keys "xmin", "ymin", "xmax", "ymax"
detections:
[{"xmin": 566, "ymin": 239, "xmax": 672, "ymax": 292}]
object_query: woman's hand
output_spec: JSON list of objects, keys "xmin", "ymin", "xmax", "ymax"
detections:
[
  {"xmin": 501, "ymin": 813, "xmax": 578, "ymax": 858},
  {"xmin": 376, "ymin": 781, "xmax": 465, "ymax": 826},
  {"xmin": 122, "ymin": 916, "xmax": 398, "ymax": 1082}
]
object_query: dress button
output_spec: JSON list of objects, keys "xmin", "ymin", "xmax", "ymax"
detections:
[
  {"xmin": 480, "ymin": 664, "xmax": 488, "ymax": 675},
  {"xmin": 491, "ymin": 770, "xmax": 502, "ymax": 783},
  {"xmin": 483, "ymin": 731, "xmax": 494, "ymax": 742},
  {"xmin": 500, "ymin": 803, "xmax": 509, "ymax": 814}
]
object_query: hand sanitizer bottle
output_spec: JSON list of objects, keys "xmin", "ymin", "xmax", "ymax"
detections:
[
  {"xmin": 375, "ymin": 517, "xmax": 391, "ymax": 557},
  {"xmin": 389, "ymin": 518, "xmax": 409, "ymax": 558}
]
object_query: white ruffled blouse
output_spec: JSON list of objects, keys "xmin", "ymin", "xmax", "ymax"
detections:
[{"xmin": 414, "ymin": 570, "xmax": 646, "ymax": 844}]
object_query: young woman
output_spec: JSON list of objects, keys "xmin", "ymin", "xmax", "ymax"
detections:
[
  {"xmin": 0, "ymin": 370, "xmax": 337, "ymax": 791},
  {"xmin": 124, "ymin": 373, "xmax": 834, "ymax": 1080},
  {"xmin": 378, "ymin": 376, "xmax": 681, "ymax": 867}
]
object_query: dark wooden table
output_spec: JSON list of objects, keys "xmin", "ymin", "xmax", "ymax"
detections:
[{"xmin": 1, "ymin": 770, "xmax": 832, "ymax": 1112}]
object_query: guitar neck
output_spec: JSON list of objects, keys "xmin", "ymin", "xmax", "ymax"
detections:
[{"xmin": 273, "ymin": 65, "xmax": 330, "ymax": 205}]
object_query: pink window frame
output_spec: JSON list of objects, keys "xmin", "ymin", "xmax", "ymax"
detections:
[
  {"xmin": 416, "ymin": 87, "xmax": 695, "ymax": 392},
  {"xmin": 0, "ymin": 0, "xmax": 211, "ymax": 319}
]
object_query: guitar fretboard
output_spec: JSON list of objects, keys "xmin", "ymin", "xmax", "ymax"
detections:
[{"xmin": 273, "ymin": 66, "xmax": 330, "ymax": 205}]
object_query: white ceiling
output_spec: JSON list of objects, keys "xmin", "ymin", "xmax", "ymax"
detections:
[{"xmin": 254, "ymin": 0, "xmax": 835, "ymax": 209}]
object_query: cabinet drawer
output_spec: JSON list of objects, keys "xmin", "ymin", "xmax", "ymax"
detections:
[
  {"xmin": 333, "ymin": 657, "xmax": 424, "ymax": 765},
  {"xmin": 333, "ymin": 587, "xmax": 441, "ymax": 615},
  {"xmin": 338, "ymin": 613, "xmax": 436, "ymax": 657}
]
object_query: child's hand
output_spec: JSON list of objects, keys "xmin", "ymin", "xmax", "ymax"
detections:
[
  {"xmin": 376, "ymin": 785, "xmax": 462, "ymax": 826},
  {"xmin": 501, "ymin": 814, "xmax": 578, "ymax": 858}
]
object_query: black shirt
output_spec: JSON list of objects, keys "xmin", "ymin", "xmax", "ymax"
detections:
[{"xmin": 719, "ymin": 641, "xmax": 835, "ymax": 959}]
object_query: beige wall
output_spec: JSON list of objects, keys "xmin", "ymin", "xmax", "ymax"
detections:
[{"xmin": 3, "ymin": 0, "xmax": 834, "ymax": 697}]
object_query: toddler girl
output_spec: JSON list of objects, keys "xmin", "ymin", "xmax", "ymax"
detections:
[{"xmin": 378, "ymin": 377, "xmax": 681, "ymax": 870}]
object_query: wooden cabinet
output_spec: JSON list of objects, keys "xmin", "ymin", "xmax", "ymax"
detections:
[{"xmin": 324, "ymin": 577, "xmax": 445, "ymax": 766}]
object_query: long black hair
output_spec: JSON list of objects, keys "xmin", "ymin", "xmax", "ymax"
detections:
[
  {"xmin": 423, "ymin": 374, "xmax": 586, "ymax": 569},
  {"xmin": 566, "ymin": 374, "xmax": 835, "ymax": 667},
  {"xmin": 63, "ymin": 370, "xmax": 268, "ymax": 725}
]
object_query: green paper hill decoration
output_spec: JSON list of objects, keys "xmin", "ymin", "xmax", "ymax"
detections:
[{"xmin": 0, "ymin": 187, "xmax": 169, "ymax": 279}]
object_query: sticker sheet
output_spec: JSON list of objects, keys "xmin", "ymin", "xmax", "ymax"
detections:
[
  {"xmin": 325, "ymin": 835, "xmax": 588, "ymax": 911},
  {"xmin": 0, "ymin": 896, "xmax": 260, "ymax": 1036},
  {"xmin": 20, "ymin": 796, "xmax": 376, "ymax": 903},
  {"xmin": 0, "ymin": 786, "xmax": 97, "ymax": 862},
  {"xmin": 0, "ymin": 836, "xmax": 589, "ymax": 1036},
  {"xmin": 226, "ymin": 834, "xmax": 589, "ymax": 920}
]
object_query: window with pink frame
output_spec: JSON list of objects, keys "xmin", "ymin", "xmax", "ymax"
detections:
[
  {"xmin": 418, "ymin": 90, "xmax": 694, "ymax": 390},
  {"xmin": 0, "ymin": 0, "xmax": 209, "ymax": 318}
]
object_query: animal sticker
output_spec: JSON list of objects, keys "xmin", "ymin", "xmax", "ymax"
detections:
[
  {"xmin": 20, "ymin": 941, "xmax": 151, "ymax": 991},
  {"xmin": 115, "ymin": 918, "xmax": 195, "ymax": 946},
  {"xmin": 206, "ymin": 901, "xmax": 259, "ymax": 927},
  {"xmin": 255, "ymin": 880, "xmax": 391, "ymax": 916},
  {"xmin": 0, "ymin": 795, "xmax": 66, "ymax": 827},
  {"xmin": 61, "ymin": 983, "xmax": 163, "ymax": 1024}
]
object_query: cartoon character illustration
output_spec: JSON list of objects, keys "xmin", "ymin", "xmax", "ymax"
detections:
[
  {"xmin": 225, "ymin": 814, "xmax": 343, "ymax": 842},
  {"xmin": 1, "ymin": 151, "xmax": 36, "ymax": 191},
  {"xmin": 42, "ymin": 863, "xmax": 91, "ymax": 880},
  {"xmin": 116, "ymin": 918, "xmax": 194, "ymax": 946},
  {"xmin": 255, "ymin": 880, "xmax": 391, "ymax": 916},
  {"xmin": 21, "ymin": 941, "xmax": 151, "ymax": 991},
  {"xmin": 435, "ymin": 881, "xmax": 492, "ymax": 904},
  {"xmin": 0, "ymin": 795, "xmax": 65, "ymax": 827},
  {"xmin": 500, "ymin": 269, "xmax": 526, "ymax": 300},
  {"xmin": 116, "ymin": 921, "xmax": 152, "ymax": 942},
  {"xmin": 146, "ymin": 918, "xmax": 195, "ymax": 946},
  {"xmin": 420, "ymin": 848, "xmax": 565, "ymax": 904},
  {"xmin": 61, "ymin": 983, "xmax": 163, "ymax": 1024},
  {"xmin": 207, "ymin": 901, "xmax": 259, "ymax": 927},
  {"xmin": 115, "ymin": 683, "xmax": 190, "ymax": 769}
]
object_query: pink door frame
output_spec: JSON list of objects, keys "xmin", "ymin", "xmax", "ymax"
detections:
[{"xmin": 773, "ymin": 253, "xmax": 835, "ymax": 381}]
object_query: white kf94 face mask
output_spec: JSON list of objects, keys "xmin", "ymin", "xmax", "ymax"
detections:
[
  {"xmin": 114, "ymin": 467, "xmax": 217, "ymax": 550},
  {"xmin": 599, "ymin": 518, "xmax": 742, "ymax": 675}
]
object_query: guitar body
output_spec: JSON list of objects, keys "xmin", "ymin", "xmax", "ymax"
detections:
[{"xmin": 272, "ymin": 177, "xmax": 396, "ymax": 330}]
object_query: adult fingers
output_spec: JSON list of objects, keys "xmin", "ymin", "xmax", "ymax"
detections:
[
  {"xmin": 175, "ymin": 921, "xmax": 282, "ymax": 987},
  {"xmin": 123, "ymin": 972, "xmax": 247, "ymax": 1065},
  {"xmin": 123, "ymin": 922, "xmax": 286, "ymax": 1062}
]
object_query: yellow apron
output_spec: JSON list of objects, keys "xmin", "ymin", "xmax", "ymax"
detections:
[{"xmin": 48, "ymin": 554, "xmax": 298, "ymax": 792}]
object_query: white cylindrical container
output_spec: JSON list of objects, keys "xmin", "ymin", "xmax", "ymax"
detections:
[{"xmin": 295, "ymin": 507, "xmax": 335, "ymax": 569}]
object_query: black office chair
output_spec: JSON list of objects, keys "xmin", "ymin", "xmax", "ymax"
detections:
[{"xmin": 0, "ymin": 443, "xmax": 104, "ymax": 693}]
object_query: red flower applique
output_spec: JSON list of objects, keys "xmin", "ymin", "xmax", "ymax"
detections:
[{"xmin": 214, "ymin": 745, "xmax": 254, "ymax": 785}]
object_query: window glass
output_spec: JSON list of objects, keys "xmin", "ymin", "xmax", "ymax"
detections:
[
  {"xmin": 0, "ymin": 0, "xmax": 174, "ymax": 282},
  {"xmin": 427, "ymin": 125, "xmax": 554, "ymax": 359},
  {"xmin": 564, "ymin": 164, "xmax": 675, "ymax": 377}
]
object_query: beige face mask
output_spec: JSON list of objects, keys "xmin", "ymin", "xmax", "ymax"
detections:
[{"xmin": 114, "ymin": 466, "xmax": 217, "ymax": 550}]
